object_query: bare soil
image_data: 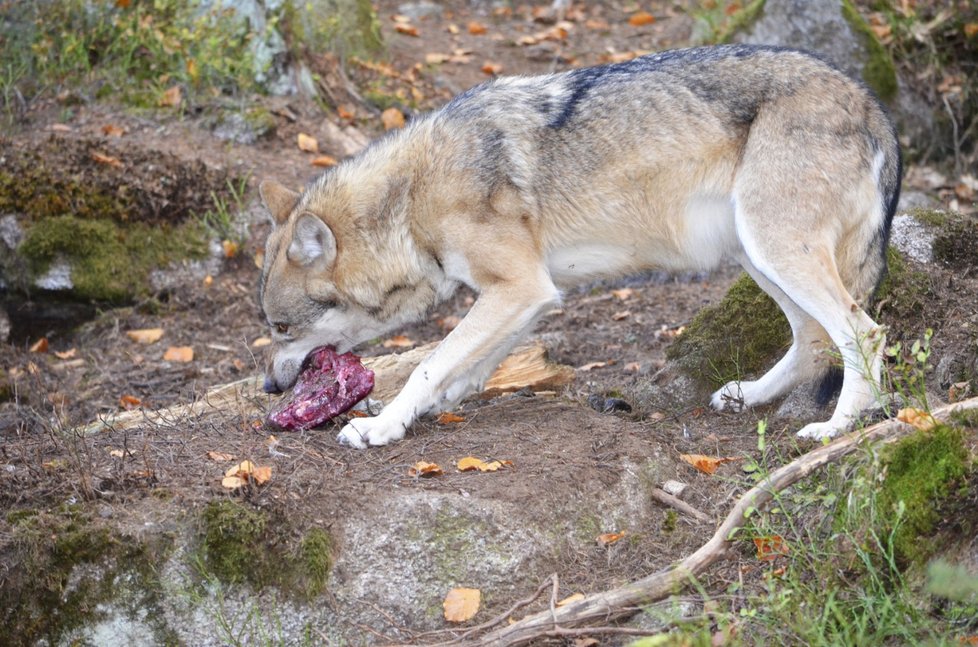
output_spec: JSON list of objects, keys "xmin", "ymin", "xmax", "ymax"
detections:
[{"xmin": 1, "ymin": 1, "xmax": 976, "ymax": 644}]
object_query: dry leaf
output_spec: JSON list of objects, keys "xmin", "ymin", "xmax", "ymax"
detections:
[
  {"xmin": 447, "ymin": 23, "xmax": 460, "ymax": 34},
  {"xmin": 964, "ymin": 22, "xmax": 978, "ymax": 38},
  {"xmin": 628, "ymin": 11, "xmax": 656, "ymax": 26},
  {"xmin": 119, "ymin": 394, "xmax": 142, "ymax": 409},
  {"xmin": 126, "ymin": 328, "xmax": 164, "ymax": 344},
  {"xmin": 481, "ymin": 61, "xmax": 503, "ymax": 75},
  {"xmin": 311, "ymin": 154, "xmax": 338, "ymax": 167},
  {"xmin": 297, "ymin": 132, "xmax": 319, "ymax": 153},
  {"xmin": 443, "ymin": 587, "xmax": 481, "ymax": 623},
  {"xmin": 438, "ymin": 412, "xmax": 466, "ymax": 424},
  {"xmin": 408, "ymin": 461, "xmax": 443, "ymax": 478},
  {"xmin": 597, "ymin": 530, "xmax": 626, "ymax": 546},
  {"xmin": 754, "ymin": 535, "xmax": 789, "ymax": 561},
  {"xmin": 222, "ymin": 475, "xmax": 245, "ymax": 489},
  {"xmin": 381, "ymin": 107, "xmax": 406, "ymax": 130},
  {"xmin": 612, "ymin": 310, "xmax": 631, "ymax": 321},
  {"xmin": 680, "ymin": 453, "xmax": 739, "ymax": 475},
  {"xmin": 337, "ymin": 104, "xmax": 356, "ymax": 120},
  {"xmin": 426, "ymin": 52, "xmax": 451, "ymax": 64},
  {"xmin": 109, "ymin": 449, "xmax": 126, "ymax": 458},
  {"xmin": 624, "ymin": 362, "xmax": 641, "ymax": 373},
  {"xmin": 611, "ymin": 288, "xmax": 634, "ymax": 300},
  {"xmin": 91, "ymin": 151, "xmax": 123, "ymax": 167},
  {"xmin": 54, "ymin": 348, "xmax": 77, "ymax": 360},
  {"xmin": 577, "ymin": 360, "xmax": 609, "ymax": 371},
  {"xmin": 29, "ymin": 337, "xmax": 49, "ymax": 353},
  {"xmin": 101, "ymin": 123, "xmax": 125, "ymax": 137},
  {"xmin": 468, "ymin": 21, "xmax": 488, "ymax": 34},
  {"xmin": 252, "ymin": 336, "xmax": 272, "ymax": 348},
  {"xmin": 226, "ymin": 460, "xmax": 256, "ymax": 478},
  {"xmin": 395, "ymin": 23, "xmax": 420, "ymax": 36},
  {"xmin": 163, "ymin": 346, "xmax": 194, "ymax": 362},
  {"xmin": 556, "ymin": 593, "xmax": 586, "ymax": 607},
  {"xmin": 457, "ymin": 456, "xmax": 485, "ymax": 472},
  {"xmin": 896, "ymin": 407, "xmax": 937, "ymax": 431},
  {"xmin": 251, "ymin": 465, "xmax": 272, "ymax": 485},
  {"xmin": 159, "ymin": 85, "xmax": 182, "ymax": 107},
  {"xmin": 207, "ymin": 451, "xmax": 235, "ymax": 462},
  {"xmin": 222, "ymin": 240, "xmax": 239, "ymax": 258},
  {"xmin": 383, "ymin": 334, "xmax": 415, "ymax": 348}
]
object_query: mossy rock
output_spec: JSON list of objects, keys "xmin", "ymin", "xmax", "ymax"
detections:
[
  {"xmin": 666, "ymin": 273, "xmax": 791, "ymax": 392},
  {"xmin": 198, "ymin": 500, "xmax": 333, "ymax": 599},
  {"xmin": 931, "ymin": 212, "xmax": 978, "ymax": 271},
  {"xmin": 840, "ymin": 0, "xmax": 898, "ymax": 102}
]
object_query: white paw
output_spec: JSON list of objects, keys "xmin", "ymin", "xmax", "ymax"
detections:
[
  {"xmin": 711, "ymin": 382, "xmax": 746, "ymax": 412},
  {"xmin": 796, "ymin": 420, "xmax": 845, "ymax": 441},
  {"xmin": 337, "ymin": 415, "xmax": 407, "ymax": 449}
]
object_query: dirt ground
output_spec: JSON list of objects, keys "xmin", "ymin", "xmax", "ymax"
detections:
[{"xmin": 1, "ymin": 0, "xmax": 976, "ymax": 643}]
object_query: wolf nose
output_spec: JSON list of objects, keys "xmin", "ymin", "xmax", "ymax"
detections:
[{"xmin": 263, "ymin": 375, "xmax": 283, "ymax": 394}]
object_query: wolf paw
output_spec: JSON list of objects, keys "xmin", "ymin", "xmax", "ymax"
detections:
[
  {"xmin": 710, "ymin": 382, "xmax": 746, "ymax": 412},
  {"xmin": 796, "ymin": 420, "xmax": 846, "ymax": 441},
  {"xmin": 337, "ymin": 416, "xmax": 407, "ymax": 449}
]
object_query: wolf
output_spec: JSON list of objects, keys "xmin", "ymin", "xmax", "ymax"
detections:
[{"xmin": 257, "ymin": 44, "xmax": 901, "ymax": 449}]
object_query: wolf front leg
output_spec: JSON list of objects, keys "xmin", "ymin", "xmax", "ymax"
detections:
[{"xmin": 337, "ymin": 271, "xmax": 560, "ymax": 448}]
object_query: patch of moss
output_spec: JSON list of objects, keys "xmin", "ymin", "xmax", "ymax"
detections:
[
  {"xmin": 931, "ymin": 213, "xmax": 978, "ymax": 271},
  {"xmin": 19, "ymin": 214, "xmax": 209, "ymax": 302},
  {"xmin": 875, "ymin": 245, "xmax": 934, "ymax": 326},
  {"xmin": 197, "ymin": 500, "xmax": 334, "ymax": 599},
  {"xmin": 877, "ymin": 425, "xmax": 972, "ymax": 566},
  {"xmin": 1, "ymin": 507, "xmax": 177, "ymax": 645},
  {"xmin": 841, "ymin": 0, "xmax": 898, "ymax": 102},
  {"xmin": 0, "ymin": 168, "xmax": 131, "ymax": 224},
  {"xmin": 717, "ymin": 0, "xmax": 767, "ymax": 43},
  {"xmin": 283, "ymin": 0, "xmax": 383, "ymax": 61},
  {"xmin": 665, "ymin": 273, "xmax": 791, "ymax": 391}
]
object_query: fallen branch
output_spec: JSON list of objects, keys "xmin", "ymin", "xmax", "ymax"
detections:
[
  {"xmin": 457, "ymin": 397, "xmax": 978, "ymax": 647},
  {"xmin": 649, "ymin": 488, "xmax": 712, "ymax": 524}
]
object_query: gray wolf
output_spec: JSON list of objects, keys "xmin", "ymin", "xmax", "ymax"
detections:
[{"xmin": 257, "ymin": 44, "xmax": 901, "ymax": 448}]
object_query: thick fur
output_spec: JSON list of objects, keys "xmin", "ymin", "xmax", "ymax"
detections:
[{"xmin": 258, "ymin": 44, "xmax": 900, "ymax": 448}]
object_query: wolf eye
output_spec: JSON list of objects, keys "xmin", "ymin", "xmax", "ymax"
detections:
[{"xmin": 274, "ymin": 323, "xmax": 289, "ymax": 335}]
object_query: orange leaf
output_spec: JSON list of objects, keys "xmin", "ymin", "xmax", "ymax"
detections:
[
  {"xmin": 408, "ymin": 461, "xmax": 443, "ymax": 478},
  {"xmin": 222, "ymin": 475, "xmax": 245, "ymax": 489},
  {"xmin": 754, "ymin": 535, "xmax": 789, "ymax": 561},
  {"xmin": 611, "ymin": 310, "xmax": 630, "ymax": 321},
  {"xmin": 251, "ymin": 465, "xmax": 272, "ymax": 485},
  {"xmin": 226, "ymin": 460, "xmax": 255, "ymax": 477},
  {"xmin": 222, "ymin": 240, "xmax": 239, "ymax": 258},
  {"xmin": 438, "ymin": 412, "xmax": 466, "ymax": 424},
  {"xmin": 311, "ymin": 155, "xmax": 338, "ymax": 167},
  {"xmin": 251, "ymin": 336, "xmax": 272, "ymax": 348},
  {"xmin": 611, "ymin": 288, "xmax": 634, "ymax": 300},
  {"xmin": 896, "ymin": 407, "xmax": 937, "ymax": 431},
  {"xmin": 381, "ymin": 107, "xmax": 406, "ymax": 130},
  {"xmin": 556, "ymin": 593, "xmax": 585, "ymax": 607},
  {"xmin": 206, "ymin": 451, "xmax": 235, "ymax": 462},
  {"xmin": 159, "ymin": 85, "xmax": 181, "ymax": 107},
  {"xmin": 966, "ymin": 23, "xmax": 978, "ymax": 38},
  {"xmin": 679, "ymin": 453, "xmax": 739, "ymax": 475},
  {"xmin": 628, "ymin": 11, "xmax": 656, "ymax": 26},
  {"xmin": 395, "ymin": 23, "xmax": 420, "ymax": 37},
  {"xmin": 54, "ymin": 348, "xmax": 77, "ymax": 360},
  {"xmin": 443, "ymin": 587, "xmax": 481, "ymax": 623},
  {"xmin": 297, "ymin": 132, "xmax": 319, "ymax": 153},
  {"xmin": 163, "ymin": 346, "xmax": 194, "ymax": 362},
  {"xmin": 481, "ymin": 61, "xmax": 503, "ymax": 75},
  {"xmin": 383, "ymin": 334, "xmax": 415, "ymax": 349},
  {"xmin": 597, "ymin": 530, "xmax": 626, "ymax": 546},
  {"xmin": 119, "ymin": 394, "xmax": 142, "ymax": 409},
  {"xmin": 467, "ymin": 21, "xmax": 487, "ymax": 35},
  {"xmin": 337, "ymin": 104, "xmax": 356, "ymax": 120},
  {"xmin": 126, "ymin": 328, "xmax": 164, "ymax": 344},
  {"xmin": 29, "ymin": 337, "xmax": 49, "ymax": 353},
  {"xmin": 91, "ymin": 151, "xmax": 123, "ymax": 168},
  {"xmin": 457, "ymin": 456, "xmax": 484, "ymax": 471},
  {"xmin": 101, "ymin": 123, "xmax": 125, "ymax": 137},
  {"xmin": 426, "ymin": 52, "xmax": 451, "ymax": 64}
]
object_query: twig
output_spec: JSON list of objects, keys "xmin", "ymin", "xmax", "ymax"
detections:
[
  {"xmin": 649, "ymin": 488, "xmax": 712, "ymax": 523},
  {"xmin": 456, "ymin": 397, "xmax": 978, "ymax": 646}
]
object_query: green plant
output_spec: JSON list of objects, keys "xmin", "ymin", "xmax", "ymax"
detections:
[
  {"xmin": 883, "ymin": 327, "xmax": 933, "ymax": 412},
  {"xmin": 202, "ymin": 175, "xmax": 251, "ymax": 246}
]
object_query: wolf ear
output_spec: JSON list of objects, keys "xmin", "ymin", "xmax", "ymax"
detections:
[
  {"xmin": 259, "ymin": 180, "xmax": 300, "ymax": 225},
  {"xmin": 287, "ymin": 213, "xmax": 336, "ymax": 267}
]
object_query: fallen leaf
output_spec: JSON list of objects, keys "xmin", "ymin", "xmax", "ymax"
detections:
[
  {"xmin": 577, "ymin": 360, "xmax": 609, "ymax": 371},
  {"xmin": 597, "ymin": 530, "xmax": 626, "ymax": 546},
  {"xmin": 91, "ymin": 151, "xmax": 123, "ymax": 167},
  {"xmin": 381, "ymin": 107, "xmax": 406, "ymax": 130},
  {"xmin": 443, "ymin": 587, "xmax": 481, "ymax": 623},
  {"xmin": 408, "ymin": 461, "xmax": 443, "ymax": 478},
  {"xmin": 585, "ymin": 18, "xmax": 610, "ymax": 29},
  {"xmin": 965, "ymin": 22, "xmax": 978, "ymax": 38},
  {"xmin": 611, "ymin": 310, "xmax": 631, "ymax": 321},
  {"xmin": 395, "ymin": 23, "xmax": 420, "ymax": 36},
  {"xmin": 438, "ymin": 412, "xmax": 466, "ymax": 424},
  {"xmin": 457, "ymin": 456, "xmax": 485, "ymax": 472},
  {"xmin": 383, "ymin": 334, "xmax": 415, "ymax": 348},
  {"xmin": 226, "ymin": 460, "xmax": 256, "ymax": 478},
  {"xmin": 446, "ymin": 23, "xmax": 460, "ymax": 34},
  {"xmin": 468, "ymin": 21, "xmax": 488, "ymax": 34},
  {"xmin": 163, "ymin": 346, "xmax": 194, "ymax": 362},
  {"xmin": 203, "ymin": 275, "xmax": 214, "ymax": 287},
  {"xmin": 222, "ymin": 475, "xmax": 245, "ymax": 489},
  {"xmin": 896, "ymin": 407, "xmax": 937, "ymax": 431},
  {"xmin": 119, "ymin": 394, "xmax": 142, "ymax": 409},
  {"xmin": 159, "ymin": 85, "xmax": 181, "ymax": 107},
  {"xmin": 426, "ymin": 52, "xmax": 451, "ymax": 64},
  {"xmin": 754, "ymin": 535, "xmax": 789, "ymax": 561},
  {"xmin": 29, "ymin": 337, "xmax": 49, "ymax": 353},
  {"xmin": 556, "ymin": 593, "xmax": 586, "ymax": 607},
  {"xmin": 628, "ymin": 11, "xmax": 656, "ymax": 26},
  {"xmin": 337, "ymin": 104, "xmax": 356, "ymax": 120},
  {"xmin": 54, "ymin": 348, "xmax": 77, "ymax": 360},
  {"xmin": 391, "ymin": 14, "xmax": 411, "ymax": 23},
  {"xmin": 109, "ymin": 449, "xmax": 125, "ymax": 458},
  {"xmin": 101, "ymin": 123, "xmax": 125, "ymax": 137},
  {"xmin": 126, "ymin": 328, "xmax": 164, "ymax": 344},
  {"xmin": 251, "ymin": 465, "xmax": 272, "ymax": 485},
  {"xmin": 207, "ymin": 451, "xmax": 235, "ymax": 462},
  {"xmin": 252, "ymin": 336, "xmax": 272, "ymax": 348},
  {"xmin": 680, "ymin": 453, "xmax": 739, "ymax": 475},
  {"xmin": 611, "ymin": 288, "xmax": 634, "ymax": 300},
  {"xmin": 481, "ymin": 61, "xmax": 503, "ymax": 75},
  {"xmin": 624, "ymin": 361, "xmax": 641, "ymax": 373},
  {"xmin": 297, "ymin": 132, "xmax": 319, "ymax": 153},
  {"xmin": 222, "ymin": 240, "xmax": 239, "ymax": 258},
  {"xmin": 311, "ymin": 154, "xmax": 338, "ymax": 167}
]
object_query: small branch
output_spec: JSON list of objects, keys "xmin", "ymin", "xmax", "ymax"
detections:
[{"xmin": 650, "ymin": 488, "xmax": 712, "ymax": 523}]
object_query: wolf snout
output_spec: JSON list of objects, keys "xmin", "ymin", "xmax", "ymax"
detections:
[{"xmin": 263, "ymin": 375, "xmax": 284, "ymax": 394}]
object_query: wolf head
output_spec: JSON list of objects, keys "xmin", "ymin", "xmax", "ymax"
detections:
[{"xmin": 257, "ymin": 174, "xmax": 446, "ymax": 394}]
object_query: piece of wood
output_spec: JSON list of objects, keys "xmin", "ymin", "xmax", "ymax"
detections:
[
  {"xmin": 649, "ymin": 488, "xmax": 712, "ymax": 523},
  {"xmin": 454, "ymin": 397, "xmax": 978, "ymax": 647}
]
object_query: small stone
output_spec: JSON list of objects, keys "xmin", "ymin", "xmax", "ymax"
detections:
[{"xmin": 661, "ymin": 479, "xmax": 687, "ymax": 497}]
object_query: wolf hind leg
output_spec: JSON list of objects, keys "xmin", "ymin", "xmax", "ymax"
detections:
[{"xmin": 711, "ymin": 257, "xmax": 833, "ymax": 412}]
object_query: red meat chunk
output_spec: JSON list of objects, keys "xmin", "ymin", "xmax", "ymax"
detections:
[{"xmin": 267, "ymin": 347, "xmax": 374, "ymax": 431}]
